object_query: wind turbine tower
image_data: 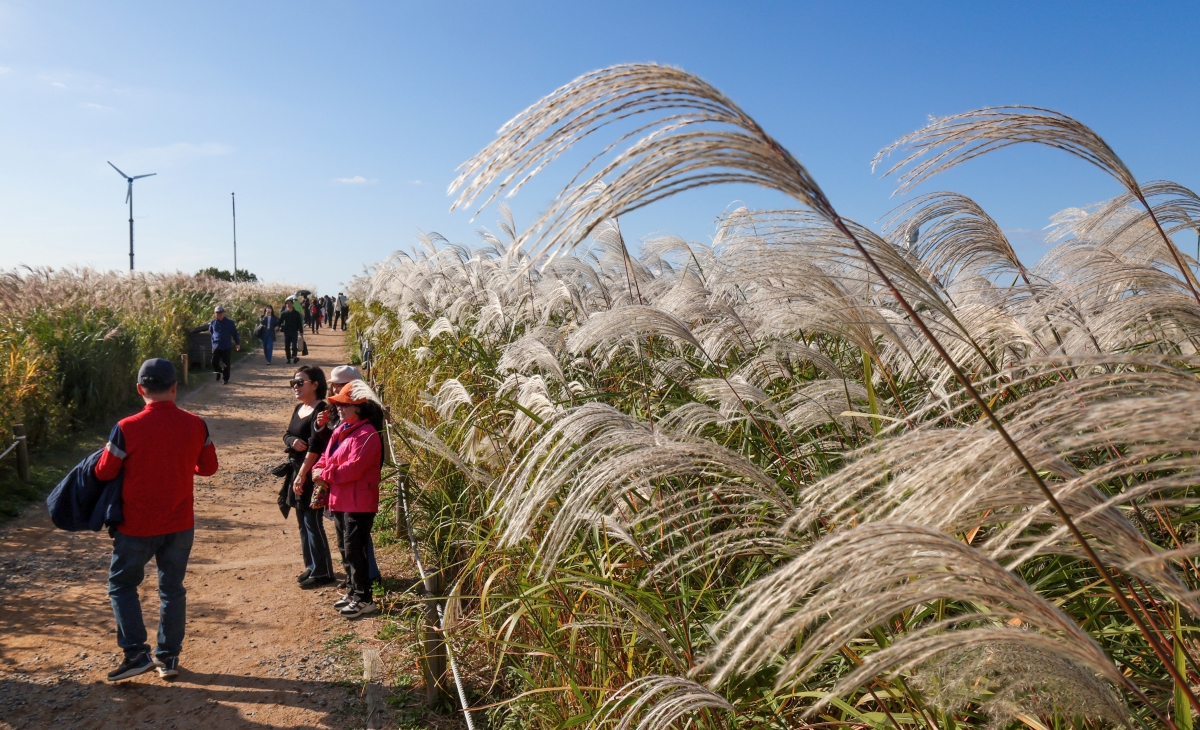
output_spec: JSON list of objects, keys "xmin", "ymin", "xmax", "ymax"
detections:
[{"xmin": 107, "ymin": 162, "xmax": 156, "ymax": 271}]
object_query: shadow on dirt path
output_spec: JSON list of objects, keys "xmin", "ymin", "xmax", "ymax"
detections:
[{"xmin": 0, "ymin": 328, "xmax": 383, "ymax": 730}]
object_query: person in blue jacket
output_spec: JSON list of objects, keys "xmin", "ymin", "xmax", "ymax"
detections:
[{"xmin": 208, "ymin": 306, "xmax": 241, "ymax": 384}]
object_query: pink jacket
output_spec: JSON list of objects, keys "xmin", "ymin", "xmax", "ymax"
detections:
[{"xmin": 315, "ymin": 419, "xmax": 382, "ymax": 513}]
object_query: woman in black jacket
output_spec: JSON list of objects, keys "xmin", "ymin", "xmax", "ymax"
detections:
[
  {"xmin": 259, "ymin": 305, "xmax": 279, "ymax": 364},
  {"xmin": 284, "ymin": 365, "xmax": 335, "ymax": 588}
]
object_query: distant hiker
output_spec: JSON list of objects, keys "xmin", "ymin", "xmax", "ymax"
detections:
[
  {"xmin": 283, "ymin": 365, "xmax": 335, "ymax": 589},
  {"xmin": 338, "ymin": 292, "xmax": 350, "ymax": 331},
  {"xmin": 324, "ymin": 296, "xmax": 335, "ymax": 330},
  {"xmin": 315, "ymin": 379, "xmax": 383, "ymax": 618},
  {"xmin": 309, "ymin": 299, "xmax": 321, "ymax": 335},
  {"xmin": 258, "ymin": 305, "xmax": 279, "ymax": 365},
  {"xmin": 280, "ymin": 300, "xmax": 303, "ymax": 364},
  {"xmin": 208, "ymin": 305, "xmax": 241, "ymax": 384},
  {"xmin": 301, "ymin": 296, "xmax": 312, "ymax": 331},
  {"xmin": 98, "ymin": 358, "xmax": 219, "ymax": 682},
  {"xmin": 322, "ymin": 365, "xmax": 382, "ymax": 588}
]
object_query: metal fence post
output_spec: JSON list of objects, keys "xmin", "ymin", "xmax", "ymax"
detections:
[{"xmin": 13, "ymin": 424, "xmax": 29, "ymax": 483}]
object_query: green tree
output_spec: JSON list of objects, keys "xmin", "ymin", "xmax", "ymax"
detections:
[{"xmin": 196, "ymin": 267, "xmax": 258, "ymax": 283}]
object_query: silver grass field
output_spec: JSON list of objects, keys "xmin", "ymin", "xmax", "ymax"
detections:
[{"xmin": 352, "ymin": 64, "xmax": 1200, "ymax": 729}]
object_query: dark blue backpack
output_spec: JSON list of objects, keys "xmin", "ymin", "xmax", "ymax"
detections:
[{"xmin": 46, "ymin": 449, "xmax": 124, "ymax": 532}]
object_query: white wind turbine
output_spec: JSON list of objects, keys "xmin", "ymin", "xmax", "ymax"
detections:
[{"xmin": 108, "ymin": 161, "xmax": 156, "ymax": 271}]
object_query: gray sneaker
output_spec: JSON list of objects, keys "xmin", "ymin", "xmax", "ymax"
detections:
[{"xmin": 154, "ymin": 655, "xmax": 179, "ymax": 680}]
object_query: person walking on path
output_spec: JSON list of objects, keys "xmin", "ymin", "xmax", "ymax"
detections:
[
  {"xmin": 284, "ymin": 365, "xmax": 336, "ymax": 588},
  {"xmin": 97, "ymin": 358, "xmax": 219, "ymax": 682},
  {"xmin": 337, "ymin": 292, "xmax": 350, "ymax": 331},
  {"xmin": 258, "ymin": 305, "xmax": 279, "ymax": 365},
  {"xmin": 309, "ymin": 299, "xmax": 321, "ymax": 335},
  {"xmin": 280, "ymin": 300, "xmax": 303, "ymax": 364},
  {"xmin": 301, "ymin": 296, "xmax": 312, "ymax": 331},
  {"xmin": 315, "ymin": 379, "xmax": 383, "ymax": 618},
  {"xmin": 324, "ymin": 296, "xmax": 334, "ymax": 331},
  {"xmin": 208, "ymin": 306, "xmax": 241, "ymax": 384},
  {"xmin": 322, "ymin": 366, "xmax": 382, "ymax": 587}
]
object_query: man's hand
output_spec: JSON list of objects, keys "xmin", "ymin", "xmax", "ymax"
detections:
[
  {"xmin": 236, "ymin": 345, "xmax": 241, "ymax": 352},
  {"xmin": 292, "ymin": 439, "xmax": 308, "ymax": 452}
]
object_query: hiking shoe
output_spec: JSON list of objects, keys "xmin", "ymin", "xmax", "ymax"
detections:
[
  {"xmin": 333, "ymin": 593, "xmax": 353, "ymax": 609},
  {"xmin": 154, "ymin": 656, "xmax": 179, "ymax": 680},
  {"xmin": 296, "ymin": 569, "xmax": 312, "ymax": 583},
  {"xmin": 339, "ymin": 600, "xmax": 377, "ymax": 618},
  {"xmin": 107, "ymin": 652, "xmax": 154, "ymax": 682},
  {"xmin": 213, "ymin": 373, "xmax": 221, "ymax": 382},
  {"xmin": 299, "ymin": 575, "xmax": 336, "ymax": 589}
]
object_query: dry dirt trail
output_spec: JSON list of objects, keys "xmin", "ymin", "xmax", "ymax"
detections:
[{"xmin": 0, "ymin": 328, "xmax": 401, "ymax": 730}]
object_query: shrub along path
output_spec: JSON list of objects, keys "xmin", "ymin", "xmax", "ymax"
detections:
[{"xmin": 0, "ymin": 328, "xmax": 410, "ymax": 729}]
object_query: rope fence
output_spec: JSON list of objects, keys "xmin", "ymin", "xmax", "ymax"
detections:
[{"xmin": 0, "ymin": 425, "xmax": 30, "ymax": 483}]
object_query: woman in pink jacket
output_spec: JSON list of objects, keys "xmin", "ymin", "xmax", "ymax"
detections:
[{"xmin": 313, "ymin": 380, "xmax": 383, "ymax": 618}]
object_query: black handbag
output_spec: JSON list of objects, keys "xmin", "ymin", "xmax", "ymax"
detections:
[
  {"xmin": 253, "ymin": 323, "xmax": 266, "ymax": 339},
  {"xmin": 300, "ymin": 337, "xmax": 309, "ymax": 356}
]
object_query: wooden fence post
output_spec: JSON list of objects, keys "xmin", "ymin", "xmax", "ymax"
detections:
[
  {"xmin": 362, "ymin": 648, "xmax": 385, "ymax": 729},
  {"xmin": 423, "ymin": 569, "xmax": 448, "ymax": 707},
  {"xmin": 13, "ymin": 424, "xmax": 29, "ymax": 483},
  {"xmin": 181, "ymin": 354, "xmax": 189, "ymax": 386}
]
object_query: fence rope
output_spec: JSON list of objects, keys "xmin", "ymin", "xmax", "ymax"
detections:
[
  {"xmin": 0, "ymin": 438, "xmax": 20, "ymax": 462},
  {"xmin": 361, "ymin": 332, "xmax": 477, "ymax": 730}
]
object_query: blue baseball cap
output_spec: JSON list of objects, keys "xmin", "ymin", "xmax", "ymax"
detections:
[{"xmin": 138, "ymin": 358, "xmax": 177, "ymax": 388}]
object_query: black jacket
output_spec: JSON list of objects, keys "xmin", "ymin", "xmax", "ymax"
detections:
[{"xmin": 47, "ymin": 449, "xmax": 124, "ymax": 533}]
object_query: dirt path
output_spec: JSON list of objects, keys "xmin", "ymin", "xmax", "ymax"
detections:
[{"xmin": 0, "ymin": 328, "xmax": 402, "ymax": 730}]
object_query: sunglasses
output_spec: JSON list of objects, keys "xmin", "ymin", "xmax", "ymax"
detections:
[{"xmin": 289, "ymin": 379, "xmax": 311, "ymax": 388}]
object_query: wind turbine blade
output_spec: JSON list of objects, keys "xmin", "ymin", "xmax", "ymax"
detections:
[
  {"xmin": 108, "ymin": 161, "xmax": 129, "ymax": 178},
  {"xmin": 126, "ymin": 182, "xmax": 132, "ymax": 204},
  {"xmin": 131, "ymin": 173, "xmax": 156, "ymax": 180}
]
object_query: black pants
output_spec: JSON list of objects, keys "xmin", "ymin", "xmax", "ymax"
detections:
[
  {"xmin": 332, "ymin": 511, "xmax": 375, "ymax": 602},
  {"xmin": 211, "ymin": 348, "xmax": 232, "ymax": 383},
  {"xmin": 340, "ymin": 307, "xmax": 349, "ymax": 330},
  {"xmin": 283, "ymin": 331, "xmax": 299, "ymax": 361},
  {"xmin": 310, "ymin": 315, "xmax": 320, "ymax": 334}
]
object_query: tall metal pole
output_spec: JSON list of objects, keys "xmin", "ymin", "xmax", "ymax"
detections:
[
  {"xmin": 232, "ymin": 192, "xmax": 238, "ymax": 284},
  {"xmin": 129, "ymin": 187, "xmax": 135, "ymax": 271}
]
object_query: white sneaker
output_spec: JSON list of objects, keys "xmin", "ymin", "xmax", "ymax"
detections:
[
  {"xmin": 333, "ymin": 593, "xmax": 353, "ymax": 609},
  {"xmin": 339, "ymin": 600, "xmax": 377, "ymax": 618}
]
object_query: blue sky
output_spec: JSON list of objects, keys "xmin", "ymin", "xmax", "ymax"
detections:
[{"xmin": 0, "ymin": 1, "xmax": 1197, "ymax": 295}]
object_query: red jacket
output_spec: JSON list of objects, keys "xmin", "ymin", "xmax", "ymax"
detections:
[
  {"xmin": 315, "ymin": 419, "xmax": 381, "ymax": 513},
  {"xmin": 95, "ymin": 400, "xmax": 219, "ymax": 536}
]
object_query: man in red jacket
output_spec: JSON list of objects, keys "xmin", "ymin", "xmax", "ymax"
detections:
[{"xmin": 96, "ymin": 358, "xmax": 219, "ymax": 682}]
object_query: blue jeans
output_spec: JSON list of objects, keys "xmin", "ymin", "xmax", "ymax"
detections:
[
  {"xmin": 296, "ymin": 504, "xmax": 334, "ymax": 579},
  {"xmin": 262, "ymin": 334, "xmax": 275, "ymax": 363},
  {"xmin": 108, "ymin": 528, "xmax": 194, "ymax": 661}
]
